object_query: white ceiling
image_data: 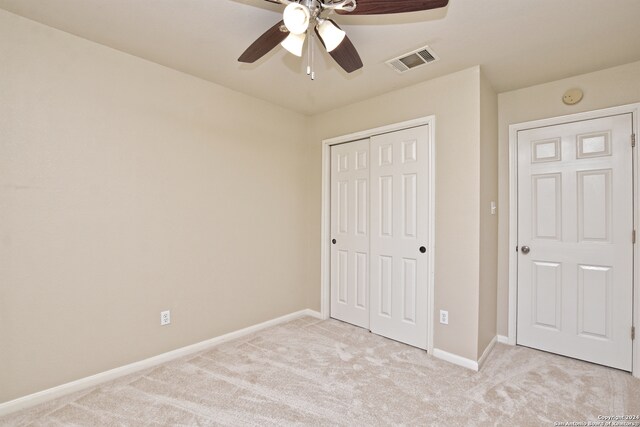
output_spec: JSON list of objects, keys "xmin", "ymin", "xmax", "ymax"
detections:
[{"xmin": 1, "ymin": 0, "xmax": 640, "ymax": 115}]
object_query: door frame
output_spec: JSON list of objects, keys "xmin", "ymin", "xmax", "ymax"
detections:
[
  {"xmin": 507, "ymin": 103, "xmax": 640, "ymax": 377},
  {"xmin": 320, "ymin": 116, "xmax": 436, "ymax": 354}
]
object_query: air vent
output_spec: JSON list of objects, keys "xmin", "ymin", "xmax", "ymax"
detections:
[{"xmin": 386, "ymin": 45, "xmax": 439, "ymax": 74}]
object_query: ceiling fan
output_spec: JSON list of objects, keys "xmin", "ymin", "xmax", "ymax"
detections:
[{"xmin": 238, "ymin": 0, "xmax": 449, "ymax": 78}]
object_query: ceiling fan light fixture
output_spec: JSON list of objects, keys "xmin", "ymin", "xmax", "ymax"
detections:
[
  {"xmin": 239, "ymin": 0, "xmax": 450, "ymax": 75},
  {"xmin": 317, "ymin": 19, "xmax": 346, "ymax": 53},
  {"xmin": 281, "ymin": 32, "xmax": 306, "ymax": 57},
  {"xmin": 283, "ymin": 3, "xmax": 311, "ymax": 35}
]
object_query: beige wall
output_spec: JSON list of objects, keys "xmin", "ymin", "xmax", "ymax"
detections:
[
  {"xmin": 496, "ymin": 61, "xmax": 640, "ymax": 336},
  {"xmin": 0, "ymin": 10, "xmax": 311, "ymax": 403},
  {"xmin": 11, "ymin": 1, "xmax": 622, "ymax": 402},
  {"xmin": 307, "ymin": 67, "xmax": 484, "ymax": 361},
  {"xmin": 477, "ymin": 71, "xmax": 498, "ymax": 357}
]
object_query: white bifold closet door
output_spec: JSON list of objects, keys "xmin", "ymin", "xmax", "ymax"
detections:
[
  {"xmin": 330, "ymin": 139, "xmax": 371, "ymax": 329},
  {"xmin": 330, "ymin": 126, "xmax": 430, "ymax": 350},
  {"xmin": 370, "ymin": 126, "xmax": 430, "ymax": 349}
]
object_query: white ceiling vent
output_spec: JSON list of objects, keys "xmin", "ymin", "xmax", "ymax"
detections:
[{"xmin": 386, "ymin": 45, "xmax": 439, "ymax": 73}]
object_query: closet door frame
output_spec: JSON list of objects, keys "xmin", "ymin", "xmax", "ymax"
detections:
[{"xmin": 320, "ymin": 116, "xmax": 436, "ymax": 353}]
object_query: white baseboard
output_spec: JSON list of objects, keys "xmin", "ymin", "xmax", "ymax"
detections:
[
  {"xmin": 497, "ymin": 335, "xmax": 510, "ymax": 344},
  {"xmin": 432, "ymin": 348, "xmax": 479, "ymax": 371},
  {"xmin": 433, "ymin": 336, "xmax": 497, "ymax": 373},
  {"xmin": 0, "ymin": 308, "xmax": 322, "ymax": 417},
  {"xmin": 477, "ymin": 336, "xmax": 497, "ymax": 370},
  {"xmin": 301, "ymin": 309, "xmax": 323, "ymax": 319}
]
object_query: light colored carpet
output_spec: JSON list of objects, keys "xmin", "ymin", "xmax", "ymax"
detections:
[{"xmin": 2, "ymin": 316, "xmax": 639, "ymax": 426}]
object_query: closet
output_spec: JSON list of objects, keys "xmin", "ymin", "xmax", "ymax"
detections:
[{"xmin": 330, "ymin": 125, "xmax": 431, "ymax": 349}]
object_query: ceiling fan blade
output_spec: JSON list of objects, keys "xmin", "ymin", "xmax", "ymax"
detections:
[
  {"xmin": 337, "ymin": 0, "xmax": 449, "ymax": 15},
  {"xmin": 238, "ymin": 20, "xmax": 288, "ymax": 63},
  {"xmin": 315, "ymin": 20, "xmax": 362, "ymax": 73},
  {"xmin": 328, "ymin": 34, "xmax": 363, "ymax": 73}
]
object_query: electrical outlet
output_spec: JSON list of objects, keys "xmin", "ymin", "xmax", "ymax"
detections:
[
  {"xmin": 160, "ymin": 310, "xmax": 171, "ymax": 326},
  {"xmin": 440, "ymin": 310, "xmax": 449, "ymax": 325}
]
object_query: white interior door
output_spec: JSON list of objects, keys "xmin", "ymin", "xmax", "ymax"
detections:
[
  {"xmin": 330, "ymin": 139, "xmax": 370, "ymax": 328},
  {"xmin": 370, "ymin": 126, "xmax": 430, "ymax": 349},
  {"xmin": 517, "ymin": 114, "xmax": 634, "ymax": 371}
]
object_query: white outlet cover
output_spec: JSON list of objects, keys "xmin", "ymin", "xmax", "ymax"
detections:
[
  {"xmin": 160, "ymin": 310, "xmax": 171, "ymax": 326},
  {"xmin": 440, "ymin": 310, "xmax": 449, "ymax": 325}
]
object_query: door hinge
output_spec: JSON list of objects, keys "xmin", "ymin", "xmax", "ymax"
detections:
[
  {"xmin": 632, "ymin": 326, "xmax": 636, "ymax": 341},
  {"xmin": 633, "ymin": 134, "xmax": 637, "ymax": 148},
  {"xmin": 634, "ymin": 230, "xmax": 637, "ymax": 244}
]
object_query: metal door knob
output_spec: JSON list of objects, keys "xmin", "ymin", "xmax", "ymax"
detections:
[
  {"xmin": 521, "ymin": 246, "xmax": 530, "ymax": 254},
  {"xmin": 332, "ymin": 239, "xmax": 337, "ymax": 244},
  {"xmin": 419, "ymin": 246, "xmax": 427, "ymax": 254}
]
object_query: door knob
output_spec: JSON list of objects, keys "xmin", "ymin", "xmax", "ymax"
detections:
[
  {"xmin": 332, "ymin": 239, "xmax": 337, "ymax": 244},
  {"xmin": 419, "ymin": 246, "xmax": 427, "ymax": 254},
  {"xmin": 521, "ymin": 246, "xmax": 530, "ymax": 254}
]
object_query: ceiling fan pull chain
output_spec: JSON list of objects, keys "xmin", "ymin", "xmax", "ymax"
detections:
[
  {"xmin": 307, "ymin": 28, "xmax": 312, "ymax": 76},
  {"xmin": 310, "ymin": 32, "xmax": 316, "ymax": 80}
]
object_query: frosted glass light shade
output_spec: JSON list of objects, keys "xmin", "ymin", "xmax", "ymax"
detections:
[
  {"xmin": 281, "ymin": 33, "xmax": 306, "ymax": 57},
  {"xmin": 317, "ymin": 20, "xmax": 346, "ymax": 52},
  {"xmin": 283, "ymin": 3, "xmax": 311, "ymax": 35}
]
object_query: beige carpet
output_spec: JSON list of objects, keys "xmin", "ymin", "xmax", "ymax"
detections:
[{"xmin": 2, "ymin": 316, "xmax": 639, "ymax": 426}]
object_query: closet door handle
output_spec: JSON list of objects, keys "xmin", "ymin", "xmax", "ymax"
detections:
[
  {"xmin": 419, "ymin": 246, "xmax": 427, "ymax": 254},
  {"xmin": 332, "ymin": 239, "xmax": 337, "ymax": 244}
]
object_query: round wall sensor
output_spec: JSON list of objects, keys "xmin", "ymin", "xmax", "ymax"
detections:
[{"xmin": 563, "ymin": 88, "xmax": 583, "ymax": 105}]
